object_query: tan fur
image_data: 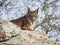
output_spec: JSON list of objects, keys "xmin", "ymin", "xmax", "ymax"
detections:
[
  {"xmin": 10, "ymin": 8, "xmax": 38, "ymax": 30},
  {"xmin": 0, "ymin": 25, "xmax": 6, "ymax": 39},
  {"xmin": 0, "ymin": 32, "xmax": 6, "ymax": 38}
]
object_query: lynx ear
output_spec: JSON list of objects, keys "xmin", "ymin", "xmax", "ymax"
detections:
[
  {"xmin": 35, "ymin": 8, "xmax": 39, "ymax": 13},
  {"xmin": 28, "ymin": 8, "xmax": 31, "ymax": 13}
]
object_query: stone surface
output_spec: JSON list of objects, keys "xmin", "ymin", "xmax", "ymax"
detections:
[
  {"xmin": 0, "ymin": 30, "xmax": 60, "ymax": 45},
  {"xmin": 0, "ymin": 19, "xmax": 21, "ymax": 41}
]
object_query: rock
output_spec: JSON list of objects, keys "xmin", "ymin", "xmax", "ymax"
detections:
[
  {"xmin": 0, "ymin": 19, "xmax": 21, "ymax": 42},
  {"xmin": 0, "ymin": 30, "xmax": 60, "ymax": 45},
  {"xmin": 0, "ymin": 19, "xmax": 60, "ymax": 45}
]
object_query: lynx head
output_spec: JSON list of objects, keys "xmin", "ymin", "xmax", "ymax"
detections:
[{"xmin": 27, "ymin": 8, "xmax": 39, "ymax": 22}]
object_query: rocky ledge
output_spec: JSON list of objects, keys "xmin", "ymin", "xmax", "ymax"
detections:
[{"xmin": 0, "ymin": 19, "xmax": 60, "ymax": 45}]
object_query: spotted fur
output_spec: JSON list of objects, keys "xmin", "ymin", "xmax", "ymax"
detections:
[{"xmin": 10, "ymin": 8, "xmax": 39, "ymax": 30}]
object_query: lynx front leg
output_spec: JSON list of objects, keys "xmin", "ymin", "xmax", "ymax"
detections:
[{"xmin": 21, "ymin": 24, "xmax": 34, "ymax": 31}]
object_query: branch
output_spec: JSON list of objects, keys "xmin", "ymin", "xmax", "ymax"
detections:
[{"xmin": 48, "ymin": 0, "xmax": 60, "ymax": 6}]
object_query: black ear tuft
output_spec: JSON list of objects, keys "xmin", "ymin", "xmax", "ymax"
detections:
[{"xmin": 28, "ymin": 8, "xmax": 31, "ymax": 13}]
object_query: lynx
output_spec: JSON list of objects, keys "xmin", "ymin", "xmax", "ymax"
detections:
[{"xmin": 10, "ymin": 8, "xmax": 39, "ymax": 31}]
